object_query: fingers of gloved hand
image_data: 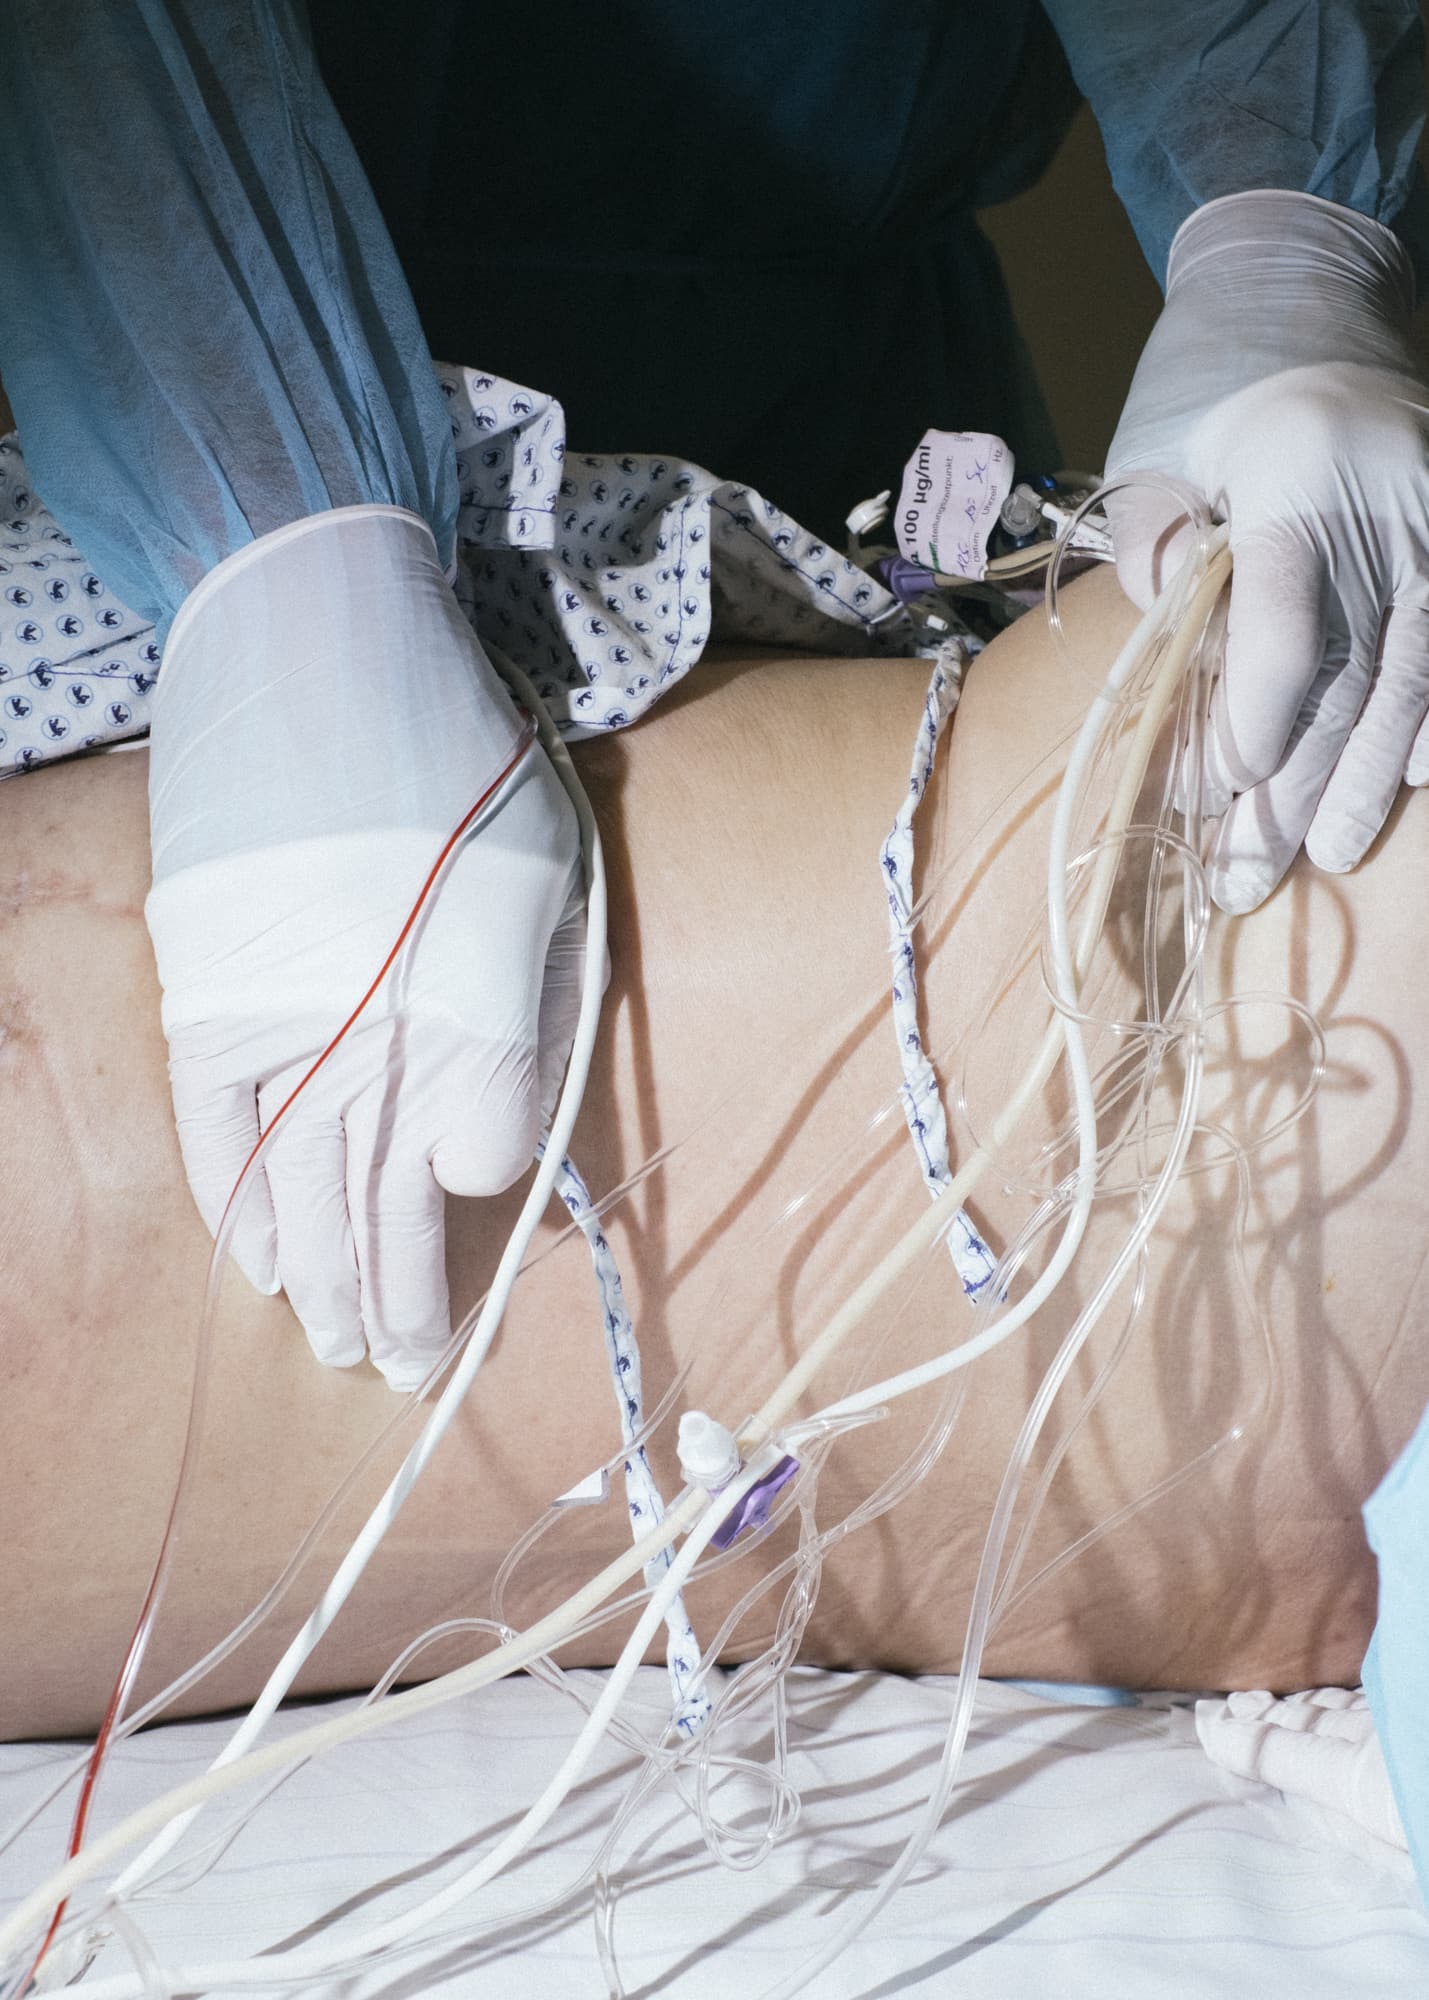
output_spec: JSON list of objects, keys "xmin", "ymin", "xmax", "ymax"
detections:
[
  {"xmin": 259, "ymin": 1108, "xmax": 365, "ymax": 1370},
  {"xmin": 1303, "ymin": 598, "xmax": 1429, "ymax": 872},
  {"xmin": 1103, "ymin": 483, "xmax": 1199, "ymax": 613},
  {"xmin": 1174, "ymin": 708, "xmax": 1235, "ymax": 823},
  {"xmin": 427, "ymin": 1034, "xmax": 545, "ymax": 1198},
  {"xmin": 1406, "ymin": 701, "xmax": 1429, "ymax": 787},
  {"xmin": 1206, "ymin": 642, "xmax": 1374, "ymax": 914},
  {"xmin": 167, "ymin": 1063, "xmax": 280, "ymax": 1296},
  {"xmin": 1216, "ymin": 535, "xmax": 1330, "ymax": 790},
  {"xmin": 1174, "ymin": 638, "xmax": 1236, "ymax": 822},
  {"xmin": 1195, "ymin": 1690, "xmax": 1405, "ymax": 1849},
  {"xmin": 344, "ymin": 1085, "xmax": 455, "ymax": 1394},
  {"xmin": 351, "ymin": 1035, "xmax": 550, "ymax": 1393},
  {"xmin": 535, "ymin": 864, "xmax": 595, "ymax": 1132},
  {"xmin": 1273, "ymin": 1687, "xmax": 1373, "ymax": 1737}
]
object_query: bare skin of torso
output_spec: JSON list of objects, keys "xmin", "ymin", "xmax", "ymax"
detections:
[{"xmin": 3, "ymin": 568, "xmax": 1426, "ymax": 1738}]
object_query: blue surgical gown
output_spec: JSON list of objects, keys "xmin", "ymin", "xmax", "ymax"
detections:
[
  {"xmin": 1, "ymin": 1, "xmax": 1424, "ymax": 619},
  {"xmin": 306, "ymin": 0, "xmax": 1429, "ymax": 541},
  {"xmin": 0, "ymin": 0, "xmax": 457, "ymax": 637}
]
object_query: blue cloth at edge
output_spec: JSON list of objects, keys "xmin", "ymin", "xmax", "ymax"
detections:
[
  {"xmin": 1044, "ymin": 0, "xmax": 1429, "ymax": 287},
  {"xmin": 1363, "ymin": 1394, "xmax": 1429, "ymax": 1904}
]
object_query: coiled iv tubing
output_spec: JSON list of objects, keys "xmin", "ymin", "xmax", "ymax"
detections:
[{"xmin": 0, "ymin": 497, "xmax": 1320, "ymax": 1996}]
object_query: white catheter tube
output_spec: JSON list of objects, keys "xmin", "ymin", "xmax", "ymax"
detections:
[
  {"xmin": 0, "ymin": 535, "xmax": 1232, "ymax": 1989},
  {"xmin": 759, "ymin": 1041, "xmax": 1208, "ymax": 2000},
  {"xmin": 750, "ymin": 538, "xmax": 1230, "ymax": 2000},
  {"xmin": 106, "ymin": 656, "xmax": 609, "ymax": 1906},
  {"xmin": 67, "ymin": 1451, "xmax": 788, "ymax": 1999}
]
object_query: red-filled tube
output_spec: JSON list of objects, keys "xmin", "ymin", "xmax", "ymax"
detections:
[{"xmin": 22, "ymin": 715, "xmax": 538, "ymax": 1992}]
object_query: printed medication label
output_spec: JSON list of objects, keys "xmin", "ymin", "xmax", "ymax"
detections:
[{"xmin": 894, "ymin": 429, "xmax": 1012, "ymax": 579}]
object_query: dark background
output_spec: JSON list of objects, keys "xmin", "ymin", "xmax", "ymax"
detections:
[{"xmin": 4, "ymin": 54, "xmax": 1428, "ymax": 487}]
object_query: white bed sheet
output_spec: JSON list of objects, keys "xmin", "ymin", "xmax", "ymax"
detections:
[{"xmin": 3, "ymin": 1668, "xmax": 1427, "ymax": 1997}]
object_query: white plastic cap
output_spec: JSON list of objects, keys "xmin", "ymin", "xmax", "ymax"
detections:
[
  {"xmin": 844, "ymin": 489, "xmax": 891, "ymax": 539},
  {"xmin": 677, "ymin": 1410, "xmax": 742, "ymax": 1490}
]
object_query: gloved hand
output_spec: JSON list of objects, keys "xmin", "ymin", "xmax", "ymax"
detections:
[
  {"xmin": 145, "ymin": 505, "xmax": 585, "ymax": 1391},
  {"xmin": 1196, "ymin": 1687, "xmax": 1408, "ymax": 1857},
  {"xmin": 1105, "ymin": 190, "xmax": 1429, "ymax": 913}
]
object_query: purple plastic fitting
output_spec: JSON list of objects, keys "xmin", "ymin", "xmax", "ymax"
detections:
[
  {"xmin": 873, "ymin": 554, "xmax": 941, "ymax": 603},
  {"xmin": 711, "ymin": 1454, "xmax": 800, "ymax": 1550}
]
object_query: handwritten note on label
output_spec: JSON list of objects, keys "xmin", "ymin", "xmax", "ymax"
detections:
[{"xmin": 894, "ymin": 430, "xmax": 1013, "ymax": 579}]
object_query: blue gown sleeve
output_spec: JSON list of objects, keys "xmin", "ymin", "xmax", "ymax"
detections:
[
  {"xmin": 0, "ymin": 0, "xmax": 457, "ymax": 639},
  {"xmin": 1040, "ymin": 0, "xmax": 1428, "ymax": 286}
]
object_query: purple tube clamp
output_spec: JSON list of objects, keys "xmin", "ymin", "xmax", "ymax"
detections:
[{"xmin": 711, "ymin": 1454, "xmax": 799, "ymax": 1550}]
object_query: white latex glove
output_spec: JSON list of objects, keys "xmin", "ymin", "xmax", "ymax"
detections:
[
  {"xmin": 1196, "ymin": 1687, "xmax": 1408, "ymax": 1858},
  {"xmin": 1105, "ymin": 190, "xmax": 1429, "ymax": 913},
  {"xmin": 145, "ymin": 505, "xmax": 585, "ymax": 1391}
]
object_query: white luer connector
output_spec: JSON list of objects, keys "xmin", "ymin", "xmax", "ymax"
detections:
[{"xmin": 677, "ymin": 1410, "xmax": 742, "ymax": 1491}]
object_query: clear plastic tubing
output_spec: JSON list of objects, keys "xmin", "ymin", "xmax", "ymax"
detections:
[
  {"xmin": 8, "ymin": 672, "xmax": 602, "ymax": 1992},
  {"xmin": 108, "ymin": 662, "xmax": 610, "ymax": 1907},
  {"xmin": 2, "ymin": 510, "xmax": 1265, "ymax": 1998}
]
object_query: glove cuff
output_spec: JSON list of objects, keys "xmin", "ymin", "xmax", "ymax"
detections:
[
  {"xmin": 148, "ymin": 503, "xmax": 526, "ymax": 882},
  {"xmin": 1167, "ymin": 189, "xmax": 1416, "ymax": 321},
  {"xmin": 161, "ymin": 504, "xmax": 433, "ymax": 678}
]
